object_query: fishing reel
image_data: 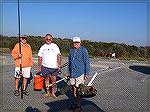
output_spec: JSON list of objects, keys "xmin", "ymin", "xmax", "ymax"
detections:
[
  {"xmin": 16, "ymin": 70, "xmax": 23, "ymax": 78},
  {"xmin": 57, "ymin": 70, "xmax": 62, "ymax": 74}
]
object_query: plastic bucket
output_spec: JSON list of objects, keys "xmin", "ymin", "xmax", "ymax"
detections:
[{"xmin": 34, "ymin": 75, "xmax": 44, "ymax": 91}]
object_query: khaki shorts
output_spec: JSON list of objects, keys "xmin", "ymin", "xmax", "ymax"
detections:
[
  {"xmin": 70, "ymin": 74, "xmax": 85, "ymax": 87},
  {"xmin": 14, "ymin": 66, "xmax": 31, "ymax": 78}
]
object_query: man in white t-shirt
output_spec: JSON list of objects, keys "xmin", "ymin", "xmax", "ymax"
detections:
[{"xmin": 38, "ymin": 34, "xmax": 61, "ymax": 98}]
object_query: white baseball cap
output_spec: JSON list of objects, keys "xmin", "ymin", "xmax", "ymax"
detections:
[{"xmin": 73, "ymin": 37, "xmax": 81, "ymax": 42}]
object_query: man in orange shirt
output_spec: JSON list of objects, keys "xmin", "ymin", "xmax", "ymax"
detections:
[{"xmin": 11, "ymin": 35, "xmax": 33, "ymax": 96}]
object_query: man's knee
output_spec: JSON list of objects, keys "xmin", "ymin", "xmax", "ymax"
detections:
[{"xmin": 52, "ymin": 75, "xmax": 56, "ymax": 79}]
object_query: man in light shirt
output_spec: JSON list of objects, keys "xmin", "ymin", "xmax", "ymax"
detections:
[
  {"xmin": 38, "ymin": 34, "xmax": 61, "ymax": 98},
  {"xmin": 68, "ymin": 37, "xmax": 90, "ymax": 110}
]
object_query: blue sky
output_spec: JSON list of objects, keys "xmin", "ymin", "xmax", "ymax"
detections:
[{"xmin": 2, "ymin": 1, "xmax": 149, "ymax": 46}]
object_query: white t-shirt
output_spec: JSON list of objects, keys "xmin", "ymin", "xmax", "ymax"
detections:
[{"xmin": 38, "ymin": 43, "xmax": 61, "ymax": 68}]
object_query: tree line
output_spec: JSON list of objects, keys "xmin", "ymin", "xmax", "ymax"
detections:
[{"xmin": 0, "ymin": 35, "xmax": 150, "ymax": 61}]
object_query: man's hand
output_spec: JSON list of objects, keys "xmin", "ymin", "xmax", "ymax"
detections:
[
  {"xmin": 15, "ymin": 54, "xmax": 22, "ymax": 60},
  {"xmin": 84, "ymin": 75, "xmax": 89, "ymax": 80},
  {"xmin": 19, "ymin": 54, "xmax": 22, "ymax": 58}
]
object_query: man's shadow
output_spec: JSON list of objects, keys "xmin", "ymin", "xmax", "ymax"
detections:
[
  {"xmin": 45, "ymin": 77, "xmax": 105, "ymax": 112},
  {"xmin": 129, "ymin": 65, "xmax": 150, "ymax": 75}
]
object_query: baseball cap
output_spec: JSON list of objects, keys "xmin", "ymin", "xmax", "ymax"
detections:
[
  {"xmin": 73, "ymin": 37, "xmax": 81, "ymax": 43},
  {"xmin": 21, "ymin": 35, "xmax": 28, "ymax": 39}
]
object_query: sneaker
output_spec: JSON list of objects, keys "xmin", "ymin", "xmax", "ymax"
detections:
[
  {"xmin": 73, "ymin": 106, "xmax": 82, "ymax": 112},
  {"xmin": 44, "ymin": 93, "xmax": 51, "ymax": 97},
  {"xmin": 51, "ymin": 94, "xmax": 57, "ymax": 99},
  {"xmin": 23, "ymin": 90, "xmax": 29, "ymax": 96},
  {"xmin": 68, "ymin": 104, "xmax": 81, "ymax": 110},
  {"xmin": 14, "ymin": 90, "xmax": 20, "ymax": 96}
]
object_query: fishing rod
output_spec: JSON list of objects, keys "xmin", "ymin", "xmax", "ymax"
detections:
[{"xmin": 17, "ymin": 0, "xmax": 23, "ymax": 99}]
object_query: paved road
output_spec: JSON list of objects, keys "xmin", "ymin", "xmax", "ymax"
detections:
[{"xmin": 0, "ymin": 54, "xmax": 150, "ymax": 112}]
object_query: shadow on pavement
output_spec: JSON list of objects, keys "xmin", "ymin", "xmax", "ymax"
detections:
[
  {"xmin": 45, "ymin": 77, "xmax": 104, "ymax": 112},
  {"xmin": 45, "ymin": 98, "xmax": 104, "ymax": 112},
  {"xmin": 26, "ymin": 106, "xmax": 41, "ymax": 112},
  {"xmin": 129, "ymin": 65, "xmax": 150, "ymax": 75}
]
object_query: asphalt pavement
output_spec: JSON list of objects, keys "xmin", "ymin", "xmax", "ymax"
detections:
[{"xmin": 0, "ymin": 54, "xmax": 150, "ymax": 112}]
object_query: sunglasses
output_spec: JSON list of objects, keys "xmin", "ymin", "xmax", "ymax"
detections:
[{"xmin": 46, "ymin": 39, "xmax": 52, "ymax": 41}]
